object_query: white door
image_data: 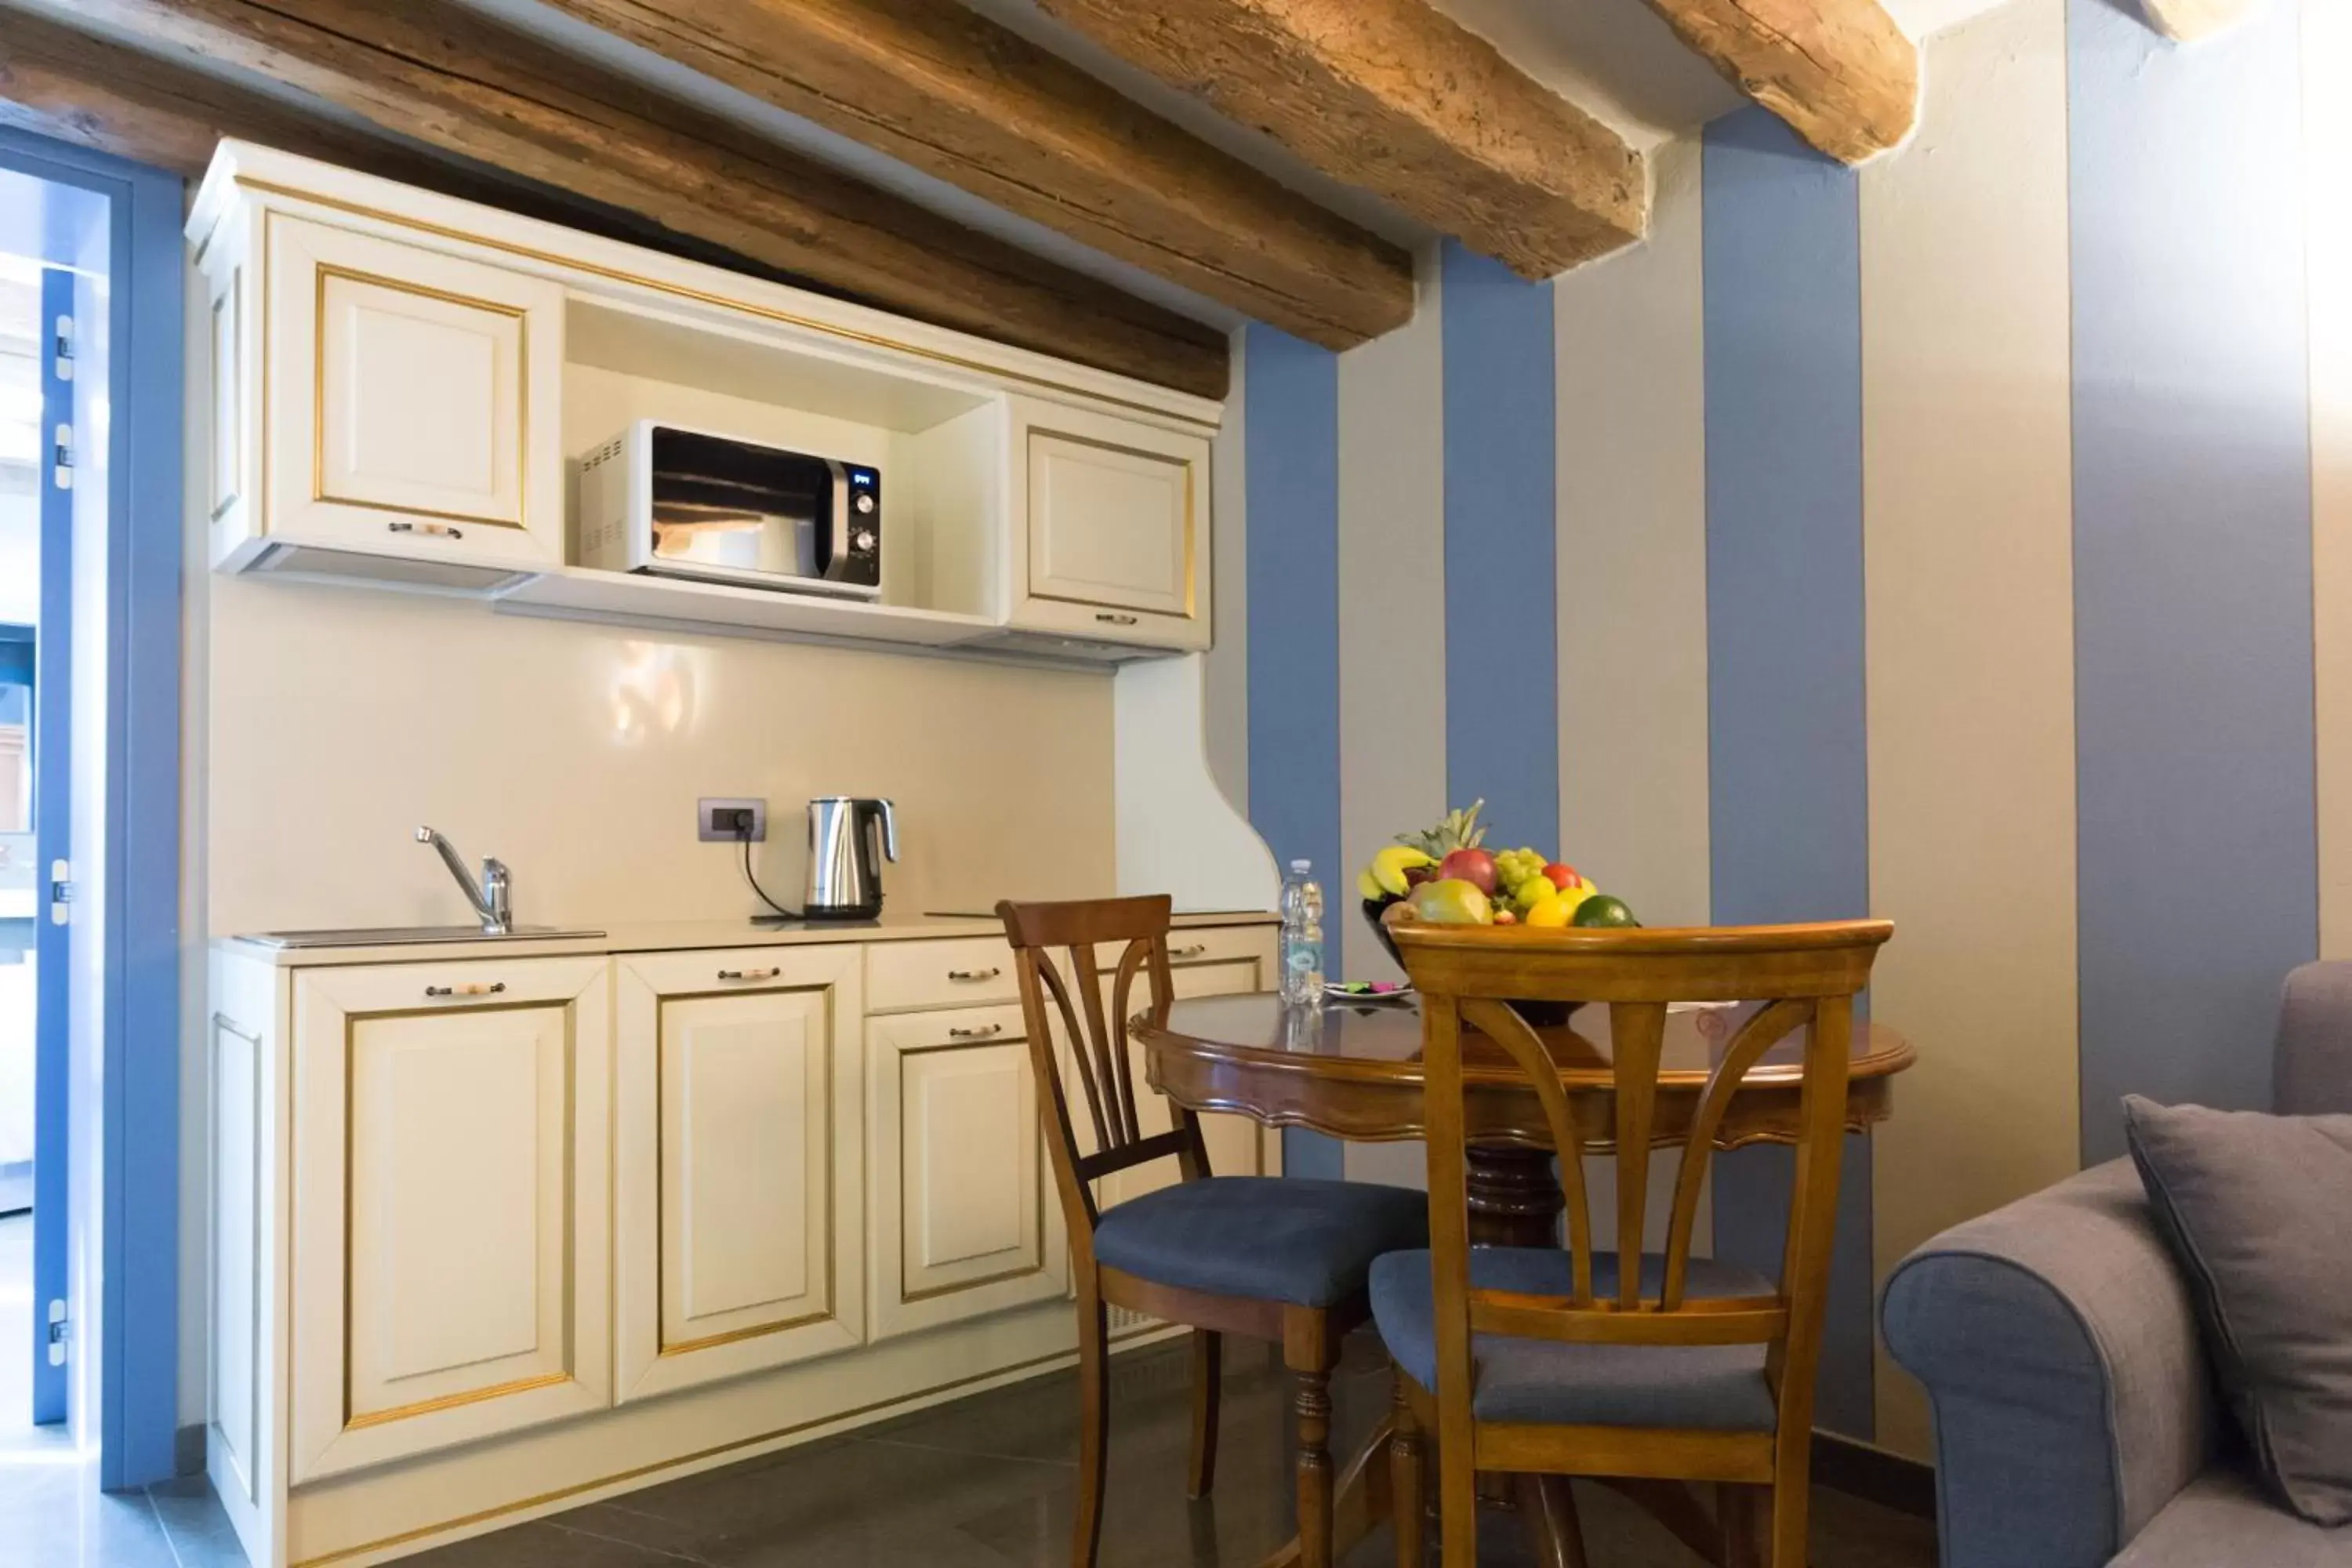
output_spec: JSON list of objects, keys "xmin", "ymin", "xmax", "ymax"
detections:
[
  {"xmin": 1010, "ymin": 397, "xmax": 1210, "ymax": 649},
  {"xmin": 612, "ymin": 946, "xmax": 865, "ymax": 1402},
  {"xmin": 868, "ymin": 1004, "xmax": 1066, "ymax": 1340},
  {"xmin": 287, "ymin": 956, "xmax": 610, "ymax": 1481},
  {"xmin": 265, "ymin": 216, "xmax": 564, "ymax": 565}
]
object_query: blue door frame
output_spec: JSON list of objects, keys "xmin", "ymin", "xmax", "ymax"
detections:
[
  {"xmin": 3, "ymin": 127, "xmax": 185, "ymax": 1490},
  {"xmin": 31, "ymin": 264, "xmax": 74, "ymax": 1429}
]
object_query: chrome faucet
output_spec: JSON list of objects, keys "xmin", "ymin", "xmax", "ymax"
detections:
[{"xmin": 415, "ymin": 826, "xmax": 513, "ymax": 935}]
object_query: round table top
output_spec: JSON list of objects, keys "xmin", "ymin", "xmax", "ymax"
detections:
[{"xmin": 1135, "ymin": 992, "xmax": 1914, "ymax": 1149}]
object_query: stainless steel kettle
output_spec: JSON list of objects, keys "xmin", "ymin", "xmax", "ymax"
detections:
[{"xmin": 804, "ymin": 797, "xmax": 898, "ymax": 920}]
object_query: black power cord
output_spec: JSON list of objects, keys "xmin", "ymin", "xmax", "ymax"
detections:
[{"xmin": 734, "ymin": 818, "xmax": 802, "ymax": 921}]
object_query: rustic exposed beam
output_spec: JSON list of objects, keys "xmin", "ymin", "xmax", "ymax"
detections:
[
  {"xmin": 2, "ymin": 0, "xmax": 1229, "ymax": 399},
  {"xmin": 1638, "ymin": 0, "xmax": 1918, "ymax": 164},
  {"xmin": 534, "ymin": 0, "xmax": 1411, "ymax": 350},
  {"xmin": 1026, "ymin": 0, "xmax": 1647, "ymax": 279}
]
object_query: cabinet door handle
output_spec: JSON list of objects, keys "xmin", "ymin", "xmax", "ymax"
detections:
[
  {"xmin": 424, "ymin": 981, "xmax": 505, "ymax": 999},
  {"xmin": 717, "ymin": 966, "xmax": 781, "ymax": 982},
  {"xmin": 1094, "ymin": 612, "xmax": 1139, "ymax": 626},
  {"xmin": 388, "ymin": 520, "xmax": 465, "ymax": 541},
  {"xmin": 946, "ymin": 1023, "xmax": 1004, "ymax": 1040},
  {"xmin": 1169, "ymin": 943, "xmax": 1207, "ymax": 960},
  {"xmin": 947, "ymin": 966, "xmax": 1001, "ymax": 982}
]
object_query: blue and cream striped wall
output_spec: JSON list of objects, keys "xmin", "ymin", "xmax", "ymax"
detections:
[{"xmin": 1201, "ymin": 0, "xmax": 2351, "ymax": 1457}]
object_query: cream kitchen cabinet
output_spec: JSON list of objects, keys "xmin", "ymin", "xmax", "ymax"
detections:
[
  {"xmin": 1007, "ymin": 397, "xmax": 1210, "ymax": 652},
  {"xmin": 203, "ymin": 207, "xmax": 567, "ymax": 586},
  {"xmin": 285, "ymin": 955, "xmax": 611, "ymax": 1483},
  {"xmin": 866, "ymin": 1002, "xmax": 1066, "ymax": 1340},
  {"xmin": 612, "ymin": 946, "xmax": 866, "ymax": 1403}
]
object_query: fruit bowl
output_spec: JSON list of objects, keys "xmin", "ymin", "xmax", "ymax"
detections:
[{"xmin": 1361, "ymin": 898, "xmax": 1579, "ymax": 1028}]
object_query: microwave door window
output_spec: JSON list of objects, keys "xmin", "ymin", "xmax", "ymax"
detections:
[{"xmin": 648, "ymin": 429, "xmax": 829, "ymax": 576}]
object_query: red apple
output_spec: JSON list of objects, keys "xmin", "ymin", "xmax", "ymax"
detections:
[
  {"xmin": 1542, "ymin": 862, "xmax": 1581, "ymax": 891},
  {"xmin": 1437, "ymin": 847, "xmax": 1497, "ymax": 895}
]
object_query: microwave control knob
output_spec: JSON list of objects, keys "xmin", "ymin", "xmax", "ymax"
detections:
[
  {"xmin": 853, "ymin": 529, "xmax": 877, "ymax": 553},
  {"xmin": 854, "ymin": 493, "xmax": 876, "ymax": 515}
]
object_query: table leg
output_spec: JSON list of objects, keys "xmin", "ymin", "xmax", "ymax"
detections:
[
  {"xmin": 1465, "ymin": 1144, "xmax": 1563, "ymax": 1247},
  {"xmin": 1513, "ymin": 1474, "xmax": 1591, "ymax": 1568},
  {"xmin": 1254, "ymin": 1413, "xmax": 1395, "ymax": 1568}
]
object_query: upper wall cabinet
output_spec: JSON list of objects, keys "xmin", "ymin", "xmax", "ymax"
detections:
[
  {"xmin": 1008, "ymin": 397, "xmax": 1210, "ymax": 652},
  {"xmin": 189, "ymin": 143, "xmax": 1225, "ymax": 659}
]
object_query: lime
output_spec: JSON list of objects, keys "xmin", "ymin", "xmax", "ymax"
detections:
[{"xmin": 1570, "ymin": 895, "xmax": 1639, "ymax": 928}]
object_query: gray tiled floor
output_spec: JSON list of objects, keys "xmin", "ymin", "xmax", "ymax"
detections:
[
  {"xmin": 0, "ymin": 1215, "xmax": 248, "ymax": 1568},
  {"xmin": 410, "ymin": 1330, "xmax": 1938, "ymax": 1567}
]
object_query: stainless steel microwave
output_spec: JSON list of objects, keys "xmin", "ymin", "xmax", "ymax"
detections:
[{"xmin": 580, "ymin": 420, "xmax": 881, "ymax": 600}]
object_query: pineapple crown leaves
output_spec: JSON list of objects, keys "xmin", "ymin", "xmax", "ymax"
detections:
[{"xmin": 1395, "ymin": 800, "xmax": 1486, "ymax": 858}]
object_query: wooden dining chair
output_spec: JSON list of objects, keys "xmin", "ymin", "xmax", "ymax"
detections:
[
  {"xmin": 1381, "ymin": 919, "xmax": 1893, "ymax": 1568},
  {"xmin": 996, "ymin": 895, "xmax": 1428, "ymax": 1568}
]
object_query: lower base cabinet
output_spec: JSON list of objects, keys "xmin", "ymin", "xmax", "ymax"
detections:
[
  {"xmin": 210, "ymin": 917, "xmax": 1277, "ymax": 1567},
  {"xmin": 612, "ymin": 946, "xmax": 866, "ymax": 1403},
  {"xmin": 286, "ymin": 956, "xmax": 612, "ymax": 1483}
]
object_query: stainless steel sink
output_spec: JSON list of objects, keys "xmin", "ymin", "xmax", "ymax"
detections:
[{"xmin": 243, "ymin": 924, "xmax": 605, "ymax": 949}]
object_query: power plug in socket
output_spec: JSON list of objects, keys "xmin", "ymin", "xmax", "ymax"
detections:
[{"xmin": 697, "ymin": 797, "xmax": 768, "ymax": 843}]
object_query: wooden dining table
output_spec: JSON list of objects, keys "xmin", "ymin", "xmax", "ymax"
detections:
[{"xmin": 1132, "ymin": 991, "xmax": 1915, "ymax": 1568}]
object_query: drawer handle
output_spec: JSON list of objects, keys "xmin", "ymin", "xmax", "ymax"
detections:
[
  {"xmin": 1169, "ymin": 943, "xmax": 1207, "ymax": 959},
  {"xmin": 947, "ymin": 1023, "xmax": 1004, "ymax": 1040},
  {"xmin": 717, "ymin": 967, "xmax": 781, "ymax": 982},
  {"xmin": 1095, "ymin": 612, "xmax": 1139, "ymax": 626},
  {"xmin": 424, "ymin": 982, "xmax": 504, "ymax": 999},
  {"xmin": 947, "ymin": 966, "xmax": 1001, "ymax": 982},
  {"xmin": 388, "ymin": 520, "xmax": 465, "ymax": 541}
]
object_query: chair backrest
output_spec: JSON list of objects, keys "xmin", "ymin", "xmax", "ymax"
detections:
[
  {"xmin": 1391, "ymin": 920, "xmax": 1890, "ymax": 1431},
  {"xmin": 997, "ymin": 895, "xmax": 1200, "ymax": 1245},
  {"xmin": 2275, "ymin": 961, "xmax": 2352, "ymax": 1116}
]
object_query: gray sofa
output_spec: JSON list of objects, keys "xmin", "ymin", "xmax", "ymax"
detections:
[{"xmin": 1881, "ymin": 962, "xmax": 2352, "ymax": 1568}]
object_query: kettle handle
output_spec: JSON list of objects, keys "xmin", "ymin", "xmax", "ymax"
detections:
[{"xmin": 867, "ymin": 798, "xmax": 898, "ymax": 863}]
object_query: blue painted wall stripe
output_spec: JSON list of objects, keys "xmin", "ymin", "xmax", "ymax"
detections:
[
  {"xmin": 1243, "ymin": 323, "xmax": 1345, "ymax": 1181},
  {"xmin": 2068, "ymin": 0, "xmax": 2315, "ymax": 1163},
  {"xmin": 1440, "ymin": 243, "xmax": 1559, "ymax": 853},
  {"xmin": 1701, "ymin": 107, "xmax": 1876, "ymax": 1440}
]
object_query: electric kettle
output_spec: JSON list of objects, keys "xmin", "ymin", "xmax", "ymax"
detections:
[{"xmin": 804, "ymin": 797, "xmax": 898, "ymax": 920}]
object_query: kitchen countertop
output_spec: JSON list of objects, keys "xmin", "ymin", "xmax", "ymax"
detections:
[{"xmin": 220, "ymin": 908, "xmax": 1276, "ymax": 967}]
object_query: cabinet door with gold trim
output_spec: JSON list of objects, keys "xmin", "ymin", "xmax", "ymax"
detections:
[
  {"xmin": 264, "ymin": 215, "xmax": 564, "ymax": 567},
  {"xmin": 868, "ymin": 1004, "xmax": 1066, "ymax": 1341},
  {"xmin": 287, "ymin": 956, "xmax": 610, "ymax": 1482},
  {"xmin": 1007, "ymin": 397, "xmax": 1210, "ymax": 650},
  {"xmin": 613, "ymin": 945, "xmax": 864, "ymax": 1403}
]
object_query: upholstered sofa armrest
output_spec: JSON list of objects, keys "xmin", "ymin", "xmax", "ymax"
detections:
[{"xmin": 1881, "ymin": 1160, "xmax": 2217, "ymax": 1568}]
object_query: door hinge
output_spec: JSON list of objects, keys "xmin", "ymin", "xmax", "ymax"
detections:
[
  {"xmin": 49, "ymin": 858, "xmax": 72, "ymax": 925},
  {"xmin": 46, "ymin": 1301, "xmax": 68, "ymax": 1368},
  {"xmin": 51, "ymin": 422, "xmax": 72, "ymax": 492},
  {"xmin": 53, "ymin": 313, "xmax": 74, "ymax": 382}
]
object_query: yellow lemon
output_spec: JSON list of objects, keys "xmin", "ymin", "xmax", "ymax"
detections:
[{"xmin": 1523, "ymin": 894, "xmax": 1571, "ymax": 928}]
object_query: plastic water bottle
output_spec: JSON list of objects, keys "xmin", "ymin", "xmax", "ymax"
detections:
[{"xmin": 1279, "ymin": 859, "xmax": 1325, "ymax": 1005}]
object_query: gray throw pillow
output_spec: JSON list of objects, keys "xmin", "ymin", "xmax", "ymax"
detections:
[{"xmin": 2122, "ymin": 1095, "xmax": 2352, "ymax": 1526}]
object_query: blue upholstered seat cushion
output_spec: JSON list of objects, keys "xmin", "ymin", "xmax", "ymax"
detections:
[
  {"xmin": 1372, "ymin": 1247, "xmax": 1780, "ymax": 1432},
  {"xmin": 1091, "ymin": 1177, "xmax": 1428, "ymax": 1307}
]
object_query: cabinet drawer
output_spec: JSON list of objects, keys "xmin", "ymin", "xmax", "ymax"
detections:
[
  {"xmin": 868, "ymin": 1004, "xmax": 1066, "ymax": 1340},
  {"xmin": 1163, "ymin": 923, "xmax": 1276, "ymax": 975},
  {"xmin": 866, "ymin": 936, "xmax": 1019, "ymax": 1012}
]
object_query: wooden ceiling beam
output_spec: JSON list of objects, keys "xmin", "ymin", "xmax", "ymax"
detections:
[
  {"xmin": 1639, "ymin": 0, "xmax": 1919, "ymax": 164},
  {"xmin": 0, "ymin": 0, "xmax": 1229, "ymax": 398},
  {"xmin": 1025, "ymin": 0, "xmax": 1648, "ymax": 279},
  {"xmin": 533, "ymin": 0, "xmax": 1412, "ymax": 350}
]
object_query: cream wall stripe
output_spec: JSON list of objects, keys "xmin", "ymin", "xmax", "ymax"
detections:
[
  {"xmin": 1337, "ymin": 254, "xmax": 1446, "ymax": 1189},
  {"xmin": 1859, "ymin": 0, "xmax": 2079, "ymax": 1459},
  {"xmin": 2308, "ymin": 0, "xmax": 2352, "ymax": 958},
  {"xmin": 1204, "ymin": 324, "xmax": 1251, "ymax": 817},
  {"xmin": 1555, "ymin": 136, "xmax": 1711, "ymax": 930},
  {"xmin": 1553, "ymin": 138, "xmax": 1713, "ymax": 1245}
]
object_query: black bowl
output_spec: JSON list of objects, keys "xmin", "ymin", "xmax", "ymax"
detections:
[{"xmin": 1360, "ymin": 897, "xmax": 1578, "ymax": 1028}]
